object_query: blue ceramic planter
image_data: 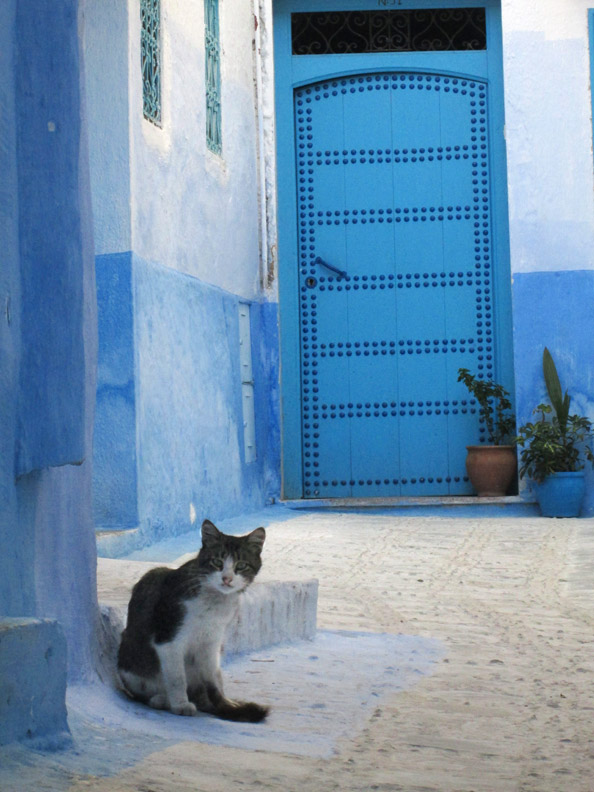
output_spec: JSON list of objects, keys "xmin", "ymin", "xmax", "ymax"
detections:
[{"xmin": 537, "ymin": 472, "xmax": 586, "ymax": 517}]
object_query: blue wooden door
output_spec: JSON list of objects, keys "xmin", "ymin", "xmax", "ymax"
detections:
[{"xmin": 275, "ymin": 2, "xmax": 513, "ymax": 499}]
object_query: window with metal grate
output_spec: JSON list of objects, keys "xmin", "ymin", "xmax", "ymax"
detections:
[
  {"xmin": 205, "ymin": 0, "xmax": 222, "ymax": 155},
  {"xmin": 291, "ymin": 7, "xmax": 487, "ymax": 55},
  {"xmin": 140, "ymin": 0, "xmax": 161, "ymax": 125}
]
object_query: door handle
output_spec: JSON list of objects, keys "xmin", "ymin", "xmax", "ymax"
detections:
[{"xmin": 314, "ymin": 256, "xmax": 347, "ymax": 279}]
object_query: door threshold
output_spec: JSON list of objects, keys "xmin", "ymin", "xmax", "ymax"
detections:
[{"xmin": 280, "ymin": 495, "xmax": 537, "ymax": 513}]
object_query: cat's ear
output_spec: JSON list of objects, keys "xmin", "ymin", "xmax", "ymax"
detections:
[
  {"xmin": 201, "ymin": 519, "xmax": 221, "ymax": 547},
  {"xmin": 246, "ymin": 527, "xmax": 266, "ymax": 549}
]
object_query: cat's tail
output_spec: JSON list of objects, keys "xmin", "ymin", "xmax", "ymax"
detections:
[
  {"xmin": 213, "ymin": 699, "xmax": 270, "ymax": 723},
  {"xmin": 193, "ymin": 684, "xmax": 269, "ymax": 722}
]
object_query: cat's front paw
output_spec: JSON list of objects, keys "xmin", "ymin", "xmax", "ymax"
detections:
[{"xmin": 171, "ymin": 701, "xmax": 197, "ymax": 717}]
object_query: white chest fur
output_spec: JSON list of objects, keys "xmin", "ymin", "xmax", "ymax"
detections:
[
  {"xmin": 120, "ymin": 590, "xmax": 240, "ymax": 711},
  {"xmin": 145, "ymin": 588, "xmax": 241, "ymax": 710},
  {"xmin": 178, "ymin": 589, "xmax": 239, "ymax": 653}
]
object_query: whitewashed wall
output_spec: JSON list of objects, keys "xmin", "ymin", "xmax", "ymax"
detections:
[
  {"xmin": 502, "ymin": 1, "xmax": 594, "ymax": 273},
  {"xmin": 87, "ymin": 0, "xmax": 263, "ymax": 299},
  {"xmin": 127, "ymin": 0, "xmax": 262, "ymax": 300},
  {"xmin": 86, "ymin": 0, "xmax": 281, "ymax": 544}
]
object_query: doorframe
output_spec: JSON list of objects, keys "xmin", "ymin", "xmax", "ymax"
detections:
[{"xmin": 273, "ymin": 0, "xmax": 513, "ymax": 499}]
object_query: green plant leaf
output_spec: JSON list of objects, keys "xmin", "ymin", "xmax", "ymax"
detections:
[
  {"xmin": 543, "ymin": 347, "xmax": 571, "ymax": 431},
  {"xmin": 457, "ymin": 367, "xmax": 515, "ymax": 444},
  {"xmin": 543, "ymin": 347, "xmax": 563, "ymax": 414},
  {"xmin": 560, "ymin": 392, "xmax": 571, "ymax": 428}
]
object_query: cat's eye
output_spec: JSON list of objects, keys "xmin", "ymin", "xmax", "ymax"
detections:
[
  {"xmin": 235, "ymin": 562, "xmax": 250, "ymax": 573},
  {"xmin": 211, "ymin": 558, "xmax": 224, "ymax": 570}
]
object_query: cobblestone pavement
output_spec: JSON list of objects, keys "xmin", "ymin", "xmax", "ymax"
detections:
[
  {"xmin": 248, "ymin": 512, "xmax": 594, "ymax": 792},
  {"xmin": 6, "ymin": 511, "xmax": 594, "ymax": 791}
]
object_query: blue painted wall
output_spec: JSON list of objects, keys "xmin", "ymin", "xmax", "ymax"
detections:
[
  {"xmin": 85, "ymin": 0, "xmax": 282, "ymax": 547},
  {"xmin": 93, "ymin": 253, "xmax": 280, "ymax": 548},
  {"xmin": 12, "ymin": 0, "xmax": 98, "ymax": 681},
  {"xmin": 0, "ymin": 0, "xmax": 30, "ymax": 619},
  {"xmin": 512, "ymin": 270, "xmax": 594, "ymax": 515},
  {"xmin": 252, "ymin": 301, "xmax": 282, "ymax": 499},
  {"xmin": 94, "ymin": 253, "xmax": 137, "ymax": 529},
  {"xmin": 15, "ymin": 1, "xmax": 87, "ymax": 477},
  {"xmin": 1, "ymin": 0, "xmax": 98, "ymax": 744},
  {"xmin": 134, "ymin": 257, "xmax": 280, "ymax": 536}
]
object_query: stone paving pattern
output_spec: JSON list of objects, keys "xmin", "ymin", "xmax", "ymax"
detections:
[
  {"xmin": 4, "ymin": 511, "xmax": 594, "ymax": 791},
  {"xmin": 239, "ymin": 512, "xmax": 594, "ymax": 792},
  {"xmin": 95, "ymin": 512, "xmax": 594, "ymax": 791}
]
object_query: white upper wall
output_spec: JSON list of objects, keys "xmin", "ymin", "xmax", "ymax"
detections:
[
  {"xmin": 85, "ymin": 0, "xmax": 132, "ymax": 254},
  {"xmin": 87, "ymin": 1, "xmax": 594, "ymax": 287},
  {"xmin": 128, "ymin": 0, "xmax": 261, "ymax": 299},
  {"xmin": 502, "ymin": 1, "xmax": 594, "ymax": 272},
  {"xmin": 86, "ymin": 0, "xmax": 262, "ymax": 301}
]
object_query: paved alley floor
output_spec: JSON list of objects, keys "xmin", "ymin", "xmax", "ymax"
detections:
[{"xmin": 3, "ymin": 510, "xmax": 594, "ymax": 791}]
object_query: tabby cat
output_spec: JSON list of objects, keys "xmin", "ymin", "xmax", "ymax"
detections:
[{"xmin": 117, "ymin": 519, "xmax": 269, "ymax": 722}]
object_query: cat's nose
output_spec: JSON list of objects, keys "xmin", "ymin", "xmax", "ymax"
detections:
[{"xmin": 222, "ymin": 574, "xmax": 234, "ymax": 586}]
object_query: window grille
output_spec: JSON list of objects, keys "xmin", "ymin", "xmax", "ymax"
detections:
[
  {"xmin": 291, "ymin": 8, "xmax": 487, "ymax": 55},
  {"xmin": 205, "ymin": 0, "xmax": 222, "ymax": 155},
  {"xmin": 140, "ymin": 0, "xmax": 161, "ymax": 125}
]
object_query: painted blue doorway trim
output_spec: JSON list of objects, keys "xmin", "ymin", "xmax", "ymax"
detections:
[{"xmin": 274, "ymin": 0, "xmax": 513, "ymax": 499}]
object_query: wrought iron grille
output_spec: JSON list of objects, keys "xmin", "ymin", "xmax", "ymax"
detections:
[
  {"xmin": 205, "ymin": 0, "xmax": 222, "ymax": 155},
  {"xmin": 140, "ymin": 0, "xmax": 161, "ymax": 124},
  {"xmin": 291, "ymin": 8, "xmax": 487, "ymax": 54}
]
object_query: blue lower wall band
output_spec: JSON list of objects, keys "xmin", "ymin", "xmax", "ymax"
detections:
[{"xmin": 94, "ymin": 253, "xmax": 280, "ymax": 538}]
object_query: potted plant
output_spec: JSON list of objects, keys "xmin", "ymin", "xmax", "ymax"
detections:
[
  {"xmin": 457, "ymin": 368, "xmax": 517, "ymax": 496},
  {"xmin": 515, "ymin": 348, "xmax": 594, "ymax": 517}
]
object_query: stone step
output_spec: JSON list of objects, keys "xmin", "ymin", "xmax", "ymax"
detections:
[
  {"xmin": 97, "ymin": 579, "xmax": 318, "ymax": 684},
  {"xmin": 0, "ymin": 618, "xmax": 69, "ymax": 746},
  {"xmin": 281, "ymin": 494, "xmax": 539, "ymax": 517}
]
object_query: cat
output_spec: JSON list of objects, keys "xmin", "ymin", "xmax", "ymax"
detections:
[{"xmin": 117, "ymin": 519, "xmax": 269, "ymax": 722}]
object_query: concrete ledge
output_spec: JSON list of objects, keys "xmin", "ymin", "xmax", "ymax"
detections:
[
  {"xmin": 96, "ymin": 525, "xmax": 145, "ymax": 560},
  {"xmin": 223, "ymin": 580, "xmax": 318, "ymax": 654},
  {"xmin": 98, "ymin": 579, "xmax": 318, "ymax": 683},
  {"xmin": 96, "ymin": 520, "xmax": 200, "ymax": 559},
  {"xmin": 281, "ymin": 495, "xmax": 539, "ymax": 517},
  {"xmin": 0, "ymin": 618, "xmax": 69, "ymax": 746}
]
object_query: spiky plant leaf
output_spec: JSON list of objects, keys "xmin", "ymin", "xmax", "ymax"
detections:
[
  {"xmin": 543, "ymin": 347, "xmax": 562, "ymax": 413},
  {"xmin": 543, "ymin": 347, "xmax": 570, "ymax": 430}
]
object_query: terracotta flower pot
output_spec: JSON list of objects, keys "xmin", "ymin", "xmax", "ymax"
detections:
[{"xmin": 465, "ymin": 445, "xmax": 517, "ymax": 497}]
